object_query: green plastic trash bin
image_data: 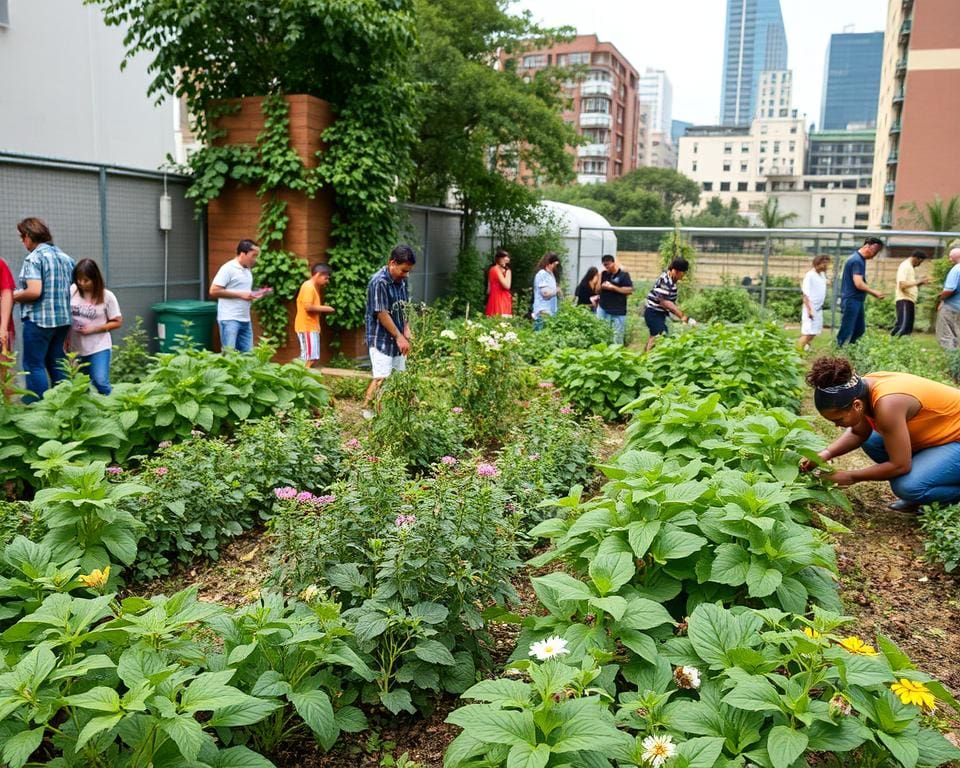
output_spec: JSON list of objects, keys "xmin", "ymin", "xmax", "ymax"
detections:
[{"xmin": 152, "ymin": 300, "xmax": 218, "ymax": 352}]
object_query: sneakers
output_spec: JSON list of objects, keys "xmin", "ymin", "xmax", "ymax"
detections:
[
  {"xmin": 361, "ymin": 409, "xmax": 376, "ymax": 421},
  {"xmin": 887, "ymin": 498, "xmax": 920, "ymax": 513}
]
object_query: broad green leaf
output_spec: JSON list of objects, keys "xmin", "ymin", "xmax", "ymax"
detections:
[
  {"xmin": 722, "ymin": 677, "xmax": 783, "ymax": 713},
  {"xmin": 619, "ymin": 597, "xmax": 674, "ymax": 631},
  {"xmin": 877, "ymin": 730, "xmax": 919, "ymax": 768},
  {"xmin": 160, "ymin": 715, "xmax": 206, "ymax": 761},
  {"xmin": 211, "ymin": 745, "xmax": 276, "ymax": 768},
  {"xmin": 380, "ymin": 688, "xmax": 416, "ymax": 715},
  {"xmin": 627, "ymin": 520, "xmax": 661, "ymax": 558},
  {"xmin": 1, "ymin": 727, "xmax": 44, "ymax": 768},
  {"xmin": 746, "ymin": 560, "xmax": 783, "ymax": 598},
  {"xmin": 180, "ymin": 671, "xmax": 249, "ymax": 713},
  {"xmin": 766, "ymin": 725, "xmax": 808, "ymax": 768},
  {"xmin": 709, "ymin": 544, "xmax": 751, "ymax": 586},
  {"xmin": 445, "ymin": 704, "xmax": 536, "ymax": 746},
  {"xmin": 410, "ymin": 601, "xmax": 449, "ymax": 625},
  {"xmin": 506, "ymin": 742, "xmax": 550, "ymax": 768},
  {"xmin": 414, "ymin": 639, "xmax": 456, "ymax": 666},
  {"xmin": 676, "ymin": 736, "xmax": 726, "ymax": 768},
  {"xmin": 916, "ymin": 728, "xmax": 960, "ymax": 767},
  {"xmin": 589, "ymin": 596, "xmax": 628, "ymax": 621},
  {"xmin": 588, "ymin": 551, "xmax": 635, "ymax": 596},
  {"xmin": 290, "ymin": 690, "xmax": 338, "ymax": 750},
  {"xmin": 207, "ymin": 697, "xmax": 281, "ymax": 727},
  {"xmin": 334, "ymin": 705, "xmax": 368, "ymax": 733},
  {"xmin": 462, "ymin": 678, "xmax": 531, "ymax": 705},
  {"xmin": 804, "ymin": 718, "xmax": 870, "ymax": 752},
  {"xmin": 64, "ymin": 686, "xmax": 121, "ymax": 713}
]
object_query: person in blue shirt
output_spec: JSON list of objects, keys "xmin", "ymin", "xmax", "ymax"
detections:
[
  {"xmin": 936, "ymin": 247, "xmax": 960, "ymax": 350},
  {"xmin": 837, "ymin": 237, "xmax": 885, "ymax": 347},
  {"xmin": 531, "ymin": 253, "xmax": 562, "ymax": 331}
]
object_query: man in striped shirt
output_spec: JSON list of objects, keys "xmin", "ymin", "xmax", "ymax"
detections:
[{"xmin": 644, "ymin": 258, "xmax": 689, "ymax": 352}]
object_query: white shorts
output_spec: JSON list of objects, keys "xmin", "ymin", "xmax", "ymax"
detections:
[
  {"xmin": 369, "ymin": 347, "xmax": 406, "ymax": 379},
  {"xmin": 801, "ymin": 309, "xmax": 824, "ymax": 336}
]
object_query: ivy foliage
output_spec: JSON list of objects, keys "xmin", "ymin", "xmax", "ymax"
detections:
[{"xmin": 87, "ymin": 0, "xmax": 419, "ymax": 330}]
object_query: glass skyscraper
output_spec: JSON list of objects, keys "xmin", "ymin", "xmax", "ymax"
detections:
[
  {"xmin": 819, "ymin": 32, "xmax": 884, "ymax": 131},
  {"xmin": 720, "ymin": 0, "xmax": 788, "ymax": 125}
]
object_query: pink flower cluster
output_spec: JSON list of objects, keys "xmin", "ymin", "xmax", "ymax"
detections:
[
  {"xmin": 451, "ymin": 406, "xmax": 464, "ymax": 414},
  {"xmin": 154, "ymin": 467, "xmax": 169, "ymax": 477},
  {"xmin": 441, "ymin": 456, "xmax": 458, "ymax": 465},
  {"xmin": 560, "ymin": 406, "xmax": 574, "ymax": 415},
  {"xmin": 477, "ymin": 462, "xmax": 499, "ymax": 478},
  {"xmin": 274, "ymin": 487, "xmax": 335, "ymax": 506},
  {"xmin": 528, "ymin": 453, "xmax": 540, "ymax": 461},
  {"xmin": 158, "ymin": 440, "xmax": 173, "ymax": 449},
  {"xmin": 344, "ymin": 438, "xmax": 361, "ymax": 450},
  {"xmin": 395, "ymin": 514, "xmax": 417, "ymax": 528},
  {"xmin": 274, "ymin": 487, "xmax": 298, "ymax": 499},
  {"xmin": 106, "ymin": 466, "xmax": 123, "ymax": 476},
  {"xmin": 538, "ymin": 381, "xmax": 554, "ymax": 389}
]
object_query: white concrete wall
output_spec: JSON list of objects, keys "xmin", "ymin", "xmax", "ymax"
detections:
[{"xmin": 0, "ymin": 0, "xmax": 175, "ymax": 169}]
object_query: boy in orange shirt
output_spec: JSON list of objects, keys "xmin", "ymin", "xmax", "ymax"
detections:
[{"xmin": 294, "ymin": 263, "xmax": 334, "ymax": 367}]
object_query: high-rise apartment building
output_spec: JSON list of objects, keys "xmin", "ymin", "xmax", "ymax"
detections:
[
  {"xmin": 819, "ymin": 32, "xmax": 884, "ymax": 130},
  {"xmin": 505, "ymin": 35, "xmax": 641, "ymax": 184},
  {"xmin": 805, "ymin": 130, "xmax": 875, "ymax": 229},
  {"xmin": 871, "ymin": 0, "xmax": 960, "ymax": 228},
  {"xmin": 671, "ymin": 119, "xmax": 693, "ymax": 147},
  {"xmin": 720, "ymin": 0, "xmax": 788, "ymax": 125},
  {"xmin": 638, "ymin": 68, "xmax": 673, "ymax": 136},
  {"xmin": 756, "ymin": 70, "xmax": 793, "ymax": 119}
]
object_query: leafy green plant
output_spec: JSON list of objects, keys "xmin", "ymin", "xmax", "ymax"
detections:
[
  {"xmin": 270, "ymin": 454, "xmax": 521, "ymax": 714},
  {"xmin": 919, "ymin": 503, "xmax": 960, "ymax": 572},
  {"xmin": 532, "ymin": 302, "xmax": 614, "ymax": 358},
  {"xmin": 684, "ymin": 285, "xmax": 760, "ymax": 324},
  {"xmin": 838, "ymin": 330, "xmax": 951, "ymax": 385},
  {"xmin": 0, "ymin": 504, "xmax": 37, "ymax": 556},
  {"xmin": 110, "ymin": 317, "xmax": 155, "ymax": 385},
  {"xmin": 544, "ymin": 345, "xmax": 651, "ymax": 421},
  {"xmin": 758, "ymin": 275, "xmax": 802, "ymax": 322}
]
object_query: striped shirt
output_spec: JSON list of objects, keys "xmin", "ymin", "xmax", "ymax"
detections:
[
  {"xmin": 645, "ymin": 271, "xmax": 678, "ymax": 313},
  {"xmin": 365, "ymin": 266, "xmax": 409, "ymax": 356},
  {"xmin": 18, "ymin": 243, "xmax": 76, "ymax": 327}
]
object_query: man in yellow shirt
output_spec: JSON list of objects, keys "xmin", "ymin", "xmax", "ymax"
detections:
[
  {"xmin": 294, "ymin": 263, "xmax": 334, "ymax": 367},
  {"xmin": 891, "ymin": 250, "xmax": 929, "ymax": 337}
]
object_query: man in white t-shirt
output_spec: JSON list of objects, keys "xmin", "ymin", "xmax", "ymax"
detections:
[
  {"xmin": 891, "ymin": 250, "xmax": 929, "ymax": 337},
  {"xmin": 797, "ymin": 254, "xmax": 830, "ymax": 351},
  {"xmin": 210, "ymin": 239, "xmax": 260, "ymax": 352}
]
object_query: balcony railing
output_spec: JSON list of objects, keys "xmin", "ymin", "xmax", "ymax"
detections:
[
  {"xmin": 899, "ymin": 19, "xmax": 912, "ymax": 38},
  {"xmin": 884, "ymin": 180, "xmax": 896, "ymax": 195},
  {"xmin": 893, "ymin": 89, "xmax": 905, "ymax": 103},
  {"xmin": 577, "ymin": 173, "xmax": 607, "ymax": 185},
  {"xmin": 579, "ymin": 113, "xmax": 612, "ymax": 128},
  {"xmin": 889, "ymin": 120, "xmax": 902, "ymax": 134},
  {"xmin": 887, "ymin": 151, "xmax": 899, "ymax": 164},
  {"xmin": 580, "ymin": 81, "xmax": 614, "ymax": 98},
  {"xmin": 896, "ymin": 58, "xmax": 907, "ymax": 74},
  {"xmin": 577, "ymin": 143, "xmax": 611, "ymax": 158},
  {"xmin": 881, "ymin": 212, "xmax": 893, "ymax": 227}
]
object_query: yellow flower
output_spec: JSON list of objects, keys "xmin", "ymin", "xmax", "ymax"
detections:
[
  {"xmin": 891, "ymin": 679, "xmax": 936, "ymax": 711},
  {"xmin": 803, "ymin": 627, "xmax": 822, "ymax": 639},
  {"xmin": 78, "ymin": 566, "xmax": 110, "ymax": 590},
  {"xmin": 838, "ymin": 636, "xmax": 878, "ymax": 655}
]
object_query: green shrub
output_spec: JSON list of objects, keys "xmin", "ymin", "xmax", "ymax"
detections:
[
  {"xmin": 839, "ymin": 330, "xmax": 951, "ymax": 384},
  {"xmin": 371, "ymin": 369, "xmax": 467, "ymax": 470},
  {"xmin": 110, "ymin": 316, "xmax": 154, "ymax": 384},
  {"xmin": 865, "ymin": 286, "xmax": 897, "ymax": 330},
  {"xmin": 0, "ymin": 501, "xmax": 35, "ymax": 553},
  {"xmin": 532, "ymin": 302, "xmax": 614, "ymax": 357},
  {"xmin": 545, "ymin": 344, "xmax": 651, "ymax": 421},
  {"xmin": 920, "ymin": 504, "xmax": 960, "ymax": 572},
  {"xmin": 759, "ymin": 274, "xmax": 802, "ymax": 321},
  {"xmin": 269, "ymin": 451, "xmax": 521, "ymax": 714},
  {"xmin": 684, "ymin": 284, "xmax": 760, "ymax": 323}
]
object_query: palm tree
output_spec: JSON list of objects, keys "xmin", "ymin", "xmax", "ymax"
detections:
[
  {"xmin": 901, "ymin": 195, "xmax": 960, "ymax": 232},
  {"xmin": 759, "ymin": 197, "xmax": 799, "ymax": 229}
]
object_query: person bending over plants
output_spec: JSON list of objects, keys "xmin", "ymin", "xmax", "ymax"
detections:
[{"xmin": 801, "ymin": 355, "xmax": 960, "ymax": 512}]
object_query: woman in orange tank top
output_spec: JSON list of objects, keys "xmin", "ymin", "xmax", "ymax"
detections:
[{"xmin": 801, "ymin": 356, "xmax": 960, "ymax": 512}]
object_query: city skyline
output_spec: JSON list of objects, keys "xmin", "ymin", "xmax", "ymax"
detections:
[{"xmin": 512, "ymin": 0, "xmax": 886, "ymax": 129}]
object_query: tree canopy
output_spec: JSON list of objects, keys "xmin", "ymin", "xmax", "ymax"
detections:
[
  {"xmin": 541, "ymin": 167, "xmax": 701, "ymax": 227},
  {"xmin": 683, "ymin": 197, "xmax": 749, "ymax": 228}
]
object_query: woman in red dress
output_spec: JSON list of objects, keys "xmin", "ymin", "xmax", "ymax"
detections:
[{"xmin": 485, "ymin": 249, "xmax": 513, "ymax": 317}]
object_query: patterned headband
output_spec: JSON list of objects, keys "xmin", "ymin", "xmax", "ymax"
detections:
[{"xmin": 814, "ymin": 374, "xmax": 866, "ymax": 410}]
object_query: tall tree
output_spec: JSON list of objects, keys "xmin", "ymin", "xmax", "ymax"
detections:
[
  {"xmin": 683, "ymin": 197, "xmax": 749, "ymax": 228},
  {"xmin": 541, "ymin": 167, "xmax": 700, "ymax": 226},
  {"xmin": 406, "ymin": 0, "xmax": 578, "ymax": 243},
  {"xmin": 901, "ymin": 195, "xmax": 960, "ymax": 233}
]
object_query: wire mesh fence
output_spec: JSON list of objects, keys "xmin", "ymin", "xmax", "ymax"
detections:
[{"xmin": 0, "ymin": 151, "xmax": 202, "ymax": 355}]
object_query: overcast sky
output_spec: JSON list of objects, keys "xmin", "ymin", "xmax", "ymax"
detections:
[{"xmin": 510, "ymin": 0, "xmax": 887, "ymax": 129}]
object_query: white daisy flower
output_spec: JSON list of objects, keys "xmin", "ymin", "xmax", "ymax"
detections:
[
  {"xmin": 440, "ymin": 329, "xmax": 457, "ymax": 340},
  {"xmin": 673, "ymin": 665, "xmax": 701, "ymax": 689},
  {"xmin": 528, "ymin": 635, "xmax": 569, "ymax": 660},
  {"xmin": 641, "ymin": 734, "xmax": 676, "ymax": 768}
]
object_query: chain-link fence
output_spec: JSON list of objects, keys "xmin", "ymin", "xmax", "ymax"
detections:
[
  {"xmin": 0, "ymin": 151, "xmax": 203, "ymax": 354},
  {"xmin": 575, "ymin": 226, "xmax": 960, "ymax": 330}
]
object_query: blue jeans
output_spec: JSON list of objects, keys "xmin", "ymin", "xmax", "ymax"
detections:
[
  {"xmin": 596, "ymin": 307, "xmax": 627, "ymax": 345},
  {"xmin": 837, "ymin": 298, "xmax": 865, "ymax": 346},
  {"xmin": 219, "ymin": 320, "xmax": 253, "ymax": 352},
  {"xmin": 21, "ymin": 319, "xmax": 70, "ymax": 403},
  {"xmin": 861, "ymin": 430, "xmax": 960, "ymax": 505},
  {"xmin": 79, "ymin": 349, "xmax": 112, "ymax": 395}
]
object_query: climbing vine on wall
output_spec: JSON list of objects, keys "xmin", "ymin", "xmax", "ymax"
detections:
[{"xmin": 88, "ymin": 0, "xmax": 419, "ymax": 332}]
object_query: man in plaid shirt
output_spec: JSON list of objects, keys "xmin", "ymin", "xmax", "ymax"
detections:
[
  {"xmin": 362, "ymin": 244, "xmax": 416, "ymax": 419},
  {"xmin": 13, "ymin": 217, "xmax": 76, "ymax": 402}
]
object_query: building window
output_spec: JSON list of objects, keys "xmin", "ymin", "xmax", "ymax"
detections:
[
  {"xmin": 755, "ymin": 182, "xmax": 766, "ymax": 192},
  {"xmin": 820, "ymin": 197, "xmax": 826, "ymax": 208},
  {"xmin": 692, "ymin": 161, "xmax": 698, "ymax": 172},
  {"xmin": 723, "ymin": 162, "xmax": 731, "ymax": 172},
  {"xmin": 702, "ymin": 182, "xmax": 713, "ymax": 191},
  {"xmin": 693, "ymin": 142, "xmax": 698, "ymax": 154},
  {"xmin": 857, "ymin": 194, "xmax": 870, "ymax": 205},
  {"xmin": 760, "ymin": 141, "xmax": 767, "ymax": 153},
  {"xmin": 581, "ymin": 97, "xmax": 611, "ymax": 114},
  {"xmin": 842, "ymin": 216, "xmax": 847, "ymax": 225},
  {"xmin": 592, "ymin": 52, "xmax": 611, "ymax": 65},
  {"xmin": 819, "ymin": 215, "xmax": 825, "ymax": 224},
  {"xmin": 738, "ymin": 182, "xmax": 748, "ymax": 191},
  {"xmin": 761, "ymin": 124, "xmax": 768, "ymax": 134},
  {"xmin": 790, "ymin": 125, "xmax": 798, "ymax": 134},
  {"xmin": 723, "ymin": 143, "xmax": 733, "ymax": 154},
  {"xmin": 568, "ymin": 52, "xmax": 590, "ymax": 65},
  {"xmin": 720, "ymin": 182, "xmax": 731, "ymax": 191},
  {"xmin": 789, "ymin": 141, "xmax": 796, "ymax": 152},
  {"xmin": 773, "ymin": 141, "xmax": 781, "ymax": 153},
  {"xmin": 741, "ymin": 143, "xmax": 750, "ymax": 153},
  {"xmin": 740, "ymin": 162, "xmax": 748, "ymax": 172}
]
